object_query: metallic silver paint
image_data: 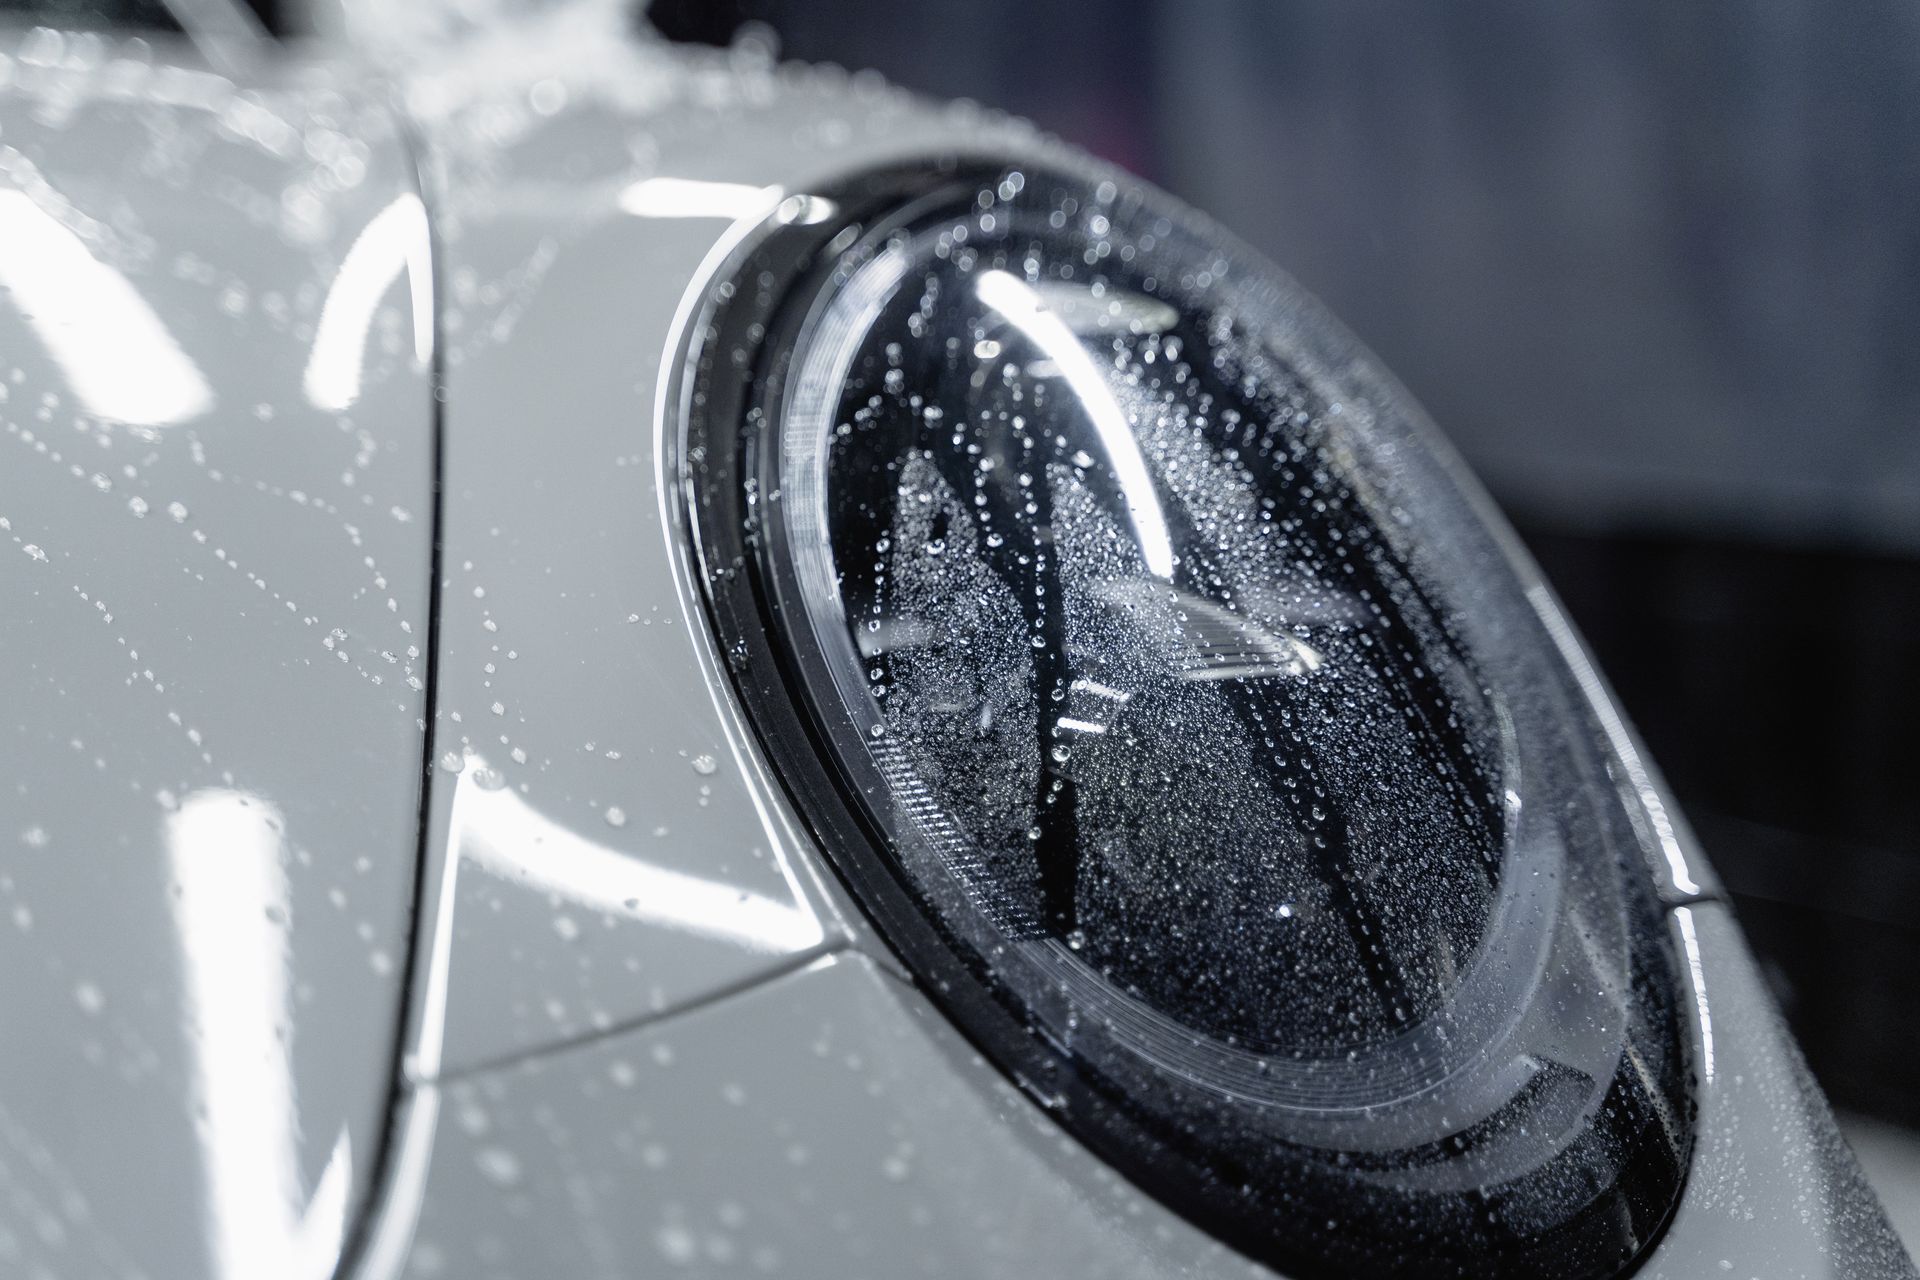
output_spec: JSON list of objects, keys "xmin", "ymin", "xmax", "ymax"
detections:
[{"xmin": 0, "ymin": 27, "xmax": 432, "ymax": 1280}]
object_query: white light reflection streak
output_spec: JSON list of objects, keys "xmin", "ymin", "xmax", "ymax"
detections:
[
  {"xmin": 459, "ymin": 772, "xmax": 824, "ymax": 954},
  {"xmin": 408, "ymin": 758, "xmax": 825, "ymax": 1084},
  {"xmin": 1527, "ymin": 582, "xmax": 1703, "ymax": 896},
  {"xmin": 0, "ymin": 190, "xmax": 212, "ymax": 426},
  {"xmin": 976, "ymin": 269, "xmax": 1174, "ymax": 579},
  {"xmin": 343, "ymin": 1090, "xmax": 439, "ymax": 1280},
  {"xmin": 167, "ymin": 789, "xmax": 324, "ymax": 1280},
  {"xmin": 648, "ymin": 193, "xmax": 855, "ymax": 957},
  {"xmin": 304, "ymin": 193, "xmax": 433, "ymax": 412},
  {"xmin": 294, "ymin": 1129, "xmax": 353, "ymax": 1275},
  {"xmin": 617, "ymin": 176, "xmax": 781, "ymax": 220},
  {"xmin": 1673, "ymin": 906, "xmax": 1715, "ymax": 1081}
]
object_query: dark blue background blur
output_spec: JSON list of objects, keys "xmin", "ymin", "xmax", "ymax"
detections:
[{"xmin": 654, "ymin": 0, "xmax": 1920, "ymax": 1137}]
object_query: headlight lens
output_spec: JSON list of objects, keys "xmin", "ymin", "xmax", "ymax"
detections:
[{"xmin": 685, "ymin": 162, "xmax": 1691, "ymax": 1278}]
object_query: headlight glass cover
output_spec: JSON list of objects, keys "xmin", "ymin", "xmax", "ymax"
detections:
[{"xmin": 683, "ymin": 162, "xmax": 1692, "ymax": 1278}]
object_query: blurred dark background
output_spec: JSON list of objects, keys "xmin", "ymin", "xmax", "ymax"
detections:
[{"xmin": 653, "ymin": 0, "xmax": 1920, "ymax": 1135}]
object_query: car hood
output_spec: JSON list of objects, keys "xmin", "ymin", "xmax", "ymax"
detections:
[{"xmin": 0, "ymin": 31, "xmax": 433, "ymax": 1280}]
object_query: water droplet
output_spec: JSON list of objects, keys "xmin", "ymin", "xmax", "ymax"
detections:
[
  {"xmin": 655, "ymin": 1223, "xmax": 697, "ymax": 1264},
  {"xmin": 528, "ymin": 77, "xmax": 566, "ymax": 116},
  {"xmin": 474, "ymin": 1147, "xmax": 522, "ymax": 1188},
  {"xmin": 604, "ymin": 806, "xmax": 628, "ymax": 828},
  {"xmin": 690, "ymin": 754, "xmax": 717, "ymax": 776}
]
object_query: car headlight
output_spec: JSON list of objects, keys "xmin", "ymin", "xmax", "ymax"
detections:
[{"xmin": 682, "ymin": 160, "xmax": 1692, "ymax": 1278}]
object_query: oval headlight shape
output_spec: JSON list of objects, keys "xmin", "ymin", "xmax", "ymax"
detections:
[{"xmin": 683, "ymin": 162, "xmax": 1692, "ymax": 1279}]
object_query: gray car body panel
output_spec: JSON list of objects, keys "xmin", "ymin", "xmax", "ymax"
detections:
[
  {"xmin": 0, "ymin": 4, "xmax": 1908, "ymax": 1278},
  {"xmin": 1644, "ymin": 902, "xmax": 1915, "ymax": 1277},
  {"xmin": 380, "ymin": 951, "xmax": 1259, "ymax": 1280},
  {"xmin": 0, "ymin": 25, "xmax": 432, "ymax": 1280}
]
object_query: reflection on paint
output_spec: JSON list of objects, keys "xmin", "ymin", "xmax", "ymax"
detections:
[
  {"xmin": 975, "ymin": 269, "xmax": 1175, "ymax": 579},
  {"xmin": 304, "ymin": 193, "xmax": 434, "ymax": 412},
  {"xmin": 343, "ymin": 1090, "xmax": 439, "ymax": 1280},
  {"xmin": 459, "ymin": 766, "xmax": 824, "ymax": 953},
  {"xmin": 1527, "ymin": 582, "xmax": 1704, "ymax": 898},
  {"xmin": 407, "ymin": 757, "xmax": 827, "ymax": 1083},
  {"xmin": 295, "ymin": 1128, "xmax": 353, "ymax": 1272},
  {"xmin": 617, "ymin": 176, "xmax": 781, "ymax": 221},
  {"xmin": 0, "ymin": 189, "xmax": 213, "ymax": 426},
  {"xmin": 167, "ymin": 789, "xmax": 340, "ymax": 1280},
  {"xmin": 1674, "ymin": 905, "xmax": 1715, "ymax": 1082}
]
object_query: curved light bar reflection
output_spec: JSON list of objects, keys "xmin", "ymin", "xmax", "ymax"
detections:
[
  {"xmin": 456, "ymin": 772, "xmax": 826, "ymax": 955},
  {"xmin": 408, "ymin": 757, "xmax": 827, "ymax": 1084},
  {"xmin": 303, "ymin": 193, "xmax": 434, "ymax": 413},
  {"xmin": 975, "ymin": 269, "xmax": 1175, "ymax": 579}
]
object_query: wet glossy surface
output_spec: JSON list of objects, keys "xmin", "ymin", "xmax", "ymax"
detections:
[
  {"xmin": 355, "ymin": 903, "xmax": 1917, "ymax": 1280},
  {"xmin": 340, "ymin": 9, "xmax": 1889, "ymax": 1276},
  {"xmin": 0, "ymin": 7, "xmax": 1907, "ymax": 1279},
  {"xmin": 377, "ymin": 7, "xmax": 878, "ymax": 1081},
  {"xmin": 388, "ymin": 952, "xmax": 1256, "ymax": 1280},
  {"xmin": 1644, "ymin": 903, "xmax": 1917, "ymax": 1278},
  {"xmin": 803, "ymin": 240, "xmax": 1511, "ymax": 1054},
  {"xmin": 0, "ymin": 27, "xmax": 432, "ymax": 1280},
  {"xmin": 692, "ymin": 160, "xmax": 1697, "ymax": 1276}
]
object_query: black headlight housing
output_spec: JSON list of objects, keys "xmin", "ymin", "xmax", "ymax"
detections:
[{"xmin": 680, "ymin": 159, "xmax": 1692, "ymax": 1279}]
